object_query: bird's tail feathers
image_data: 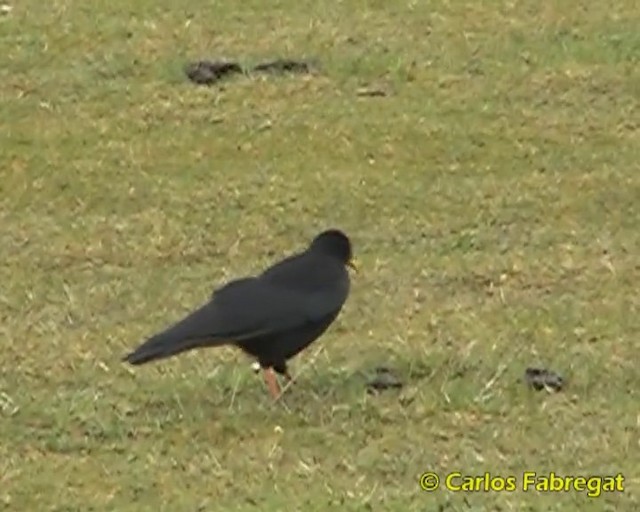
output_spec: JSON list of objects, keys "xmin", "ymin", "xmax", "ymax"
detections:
[
  {"xmin": 123, "ymin": 333, "xmax": 202, "ymax": 365},
  {"xmin": 122, "ymin": 306, "xmax": 226, "ymax": 365}
]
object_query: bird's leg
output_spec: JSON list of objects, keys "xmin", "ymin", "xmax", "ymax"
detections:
[{"xmin": 262, "ymin": 367, "xmax": 281, "ymax": 400}]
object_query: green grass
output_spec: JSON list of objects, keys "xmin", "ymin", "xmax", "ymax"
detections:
[{"xmin": 1, "ymin": 0, "xmax": 639, "ymax": 510}]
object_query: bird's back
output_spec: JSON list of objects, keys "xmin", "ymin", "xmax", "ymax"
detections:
[{"xmin": 260, "ymin": 250, "xmax": 350, "ymax": 298}]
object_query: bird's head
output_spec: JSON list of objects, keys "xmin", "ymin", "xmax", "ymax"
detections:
[{"xmin": 309, "ymin": 229, "xmax": 358, "ymax": 272}]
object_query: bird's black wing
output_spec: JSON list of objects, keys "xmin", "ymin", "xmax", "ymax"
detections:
[
  {"xmin": 123, "ymin": 272, "xmax": 348, "ymax": 365},
  {"xmin": 210, "ymin": 272, "xmax": 349, "ymax": 340}
]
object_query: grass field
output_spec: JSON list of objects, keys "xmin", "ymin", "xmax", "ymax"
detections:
[{"xmin": 2, "ymin": 0, "xmax": 639, "ymax": 510}]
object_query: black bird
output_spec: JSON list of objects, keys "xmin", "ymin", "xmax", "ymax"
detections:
[{"xmin": 123, "ymin": 229, "xmax": 356, "ymax": 399}]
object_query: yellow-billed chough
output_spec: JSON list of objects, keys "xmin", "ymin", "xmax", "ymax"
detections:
[{"xmin": 122, "ymin": 229, "xmax": 356, "ymax": 399}]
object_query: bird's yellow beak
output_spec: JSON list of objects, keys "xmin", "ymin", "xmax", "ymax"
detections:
[{"xmin": 347, "ymin": 258, "xmax": 359, "ymax": 273}]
